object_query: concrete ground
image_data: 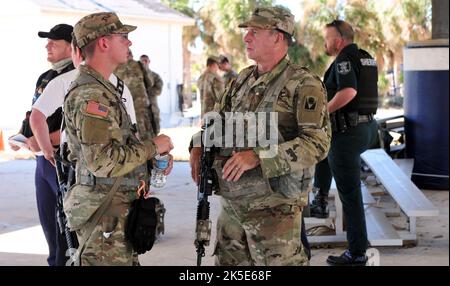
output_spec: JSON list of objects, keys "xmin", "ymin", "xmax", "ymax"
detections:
[{"xmin": 0, "ymin": 158, "xmax": 448, "ymax": 266}]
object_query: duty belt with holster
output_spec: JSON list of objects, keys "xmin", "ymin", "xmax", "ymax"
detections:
[{"xmin": 330, "ymin": 110, "xmax": 373, "ymax": 133}]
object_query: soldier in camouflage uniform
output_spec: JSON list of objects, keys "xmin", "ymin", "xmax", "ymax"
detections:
[
  {"xmin": 139, "ymin": 54, "xmax": 163, "ymax": 135},
  {"xmin": 63, "ymin": 12, "xmax": 174, "ymax": 266},
  {"xmin": 115, "ymin": 50, "xmax": 166, "ymax": 240},
  {"xmin": 115, "ymin": 51, "xmax": 154, "ymax": 140},
  {"xmin": 189, "ymin": 6, "xmax": 331, "ymax": 266},
  {"xmin": 197, "ymin": 56, "xmax": 224, "ymax": 118},
  {"xmin": 218, "ymin": 55, "xmax": 238, "ymax": 87}
]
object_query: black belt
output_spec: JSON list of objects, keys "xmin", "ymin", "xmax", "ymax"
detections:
[{"xmin": 358, "ymin": 114, "xmax": 374, "ymax": 123}]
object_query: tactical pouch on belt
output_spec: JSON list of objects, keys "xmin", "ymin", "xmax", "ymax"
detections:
[{"xmin": 125, "ymin": 195, "xmax": 158, "ymax": 255}]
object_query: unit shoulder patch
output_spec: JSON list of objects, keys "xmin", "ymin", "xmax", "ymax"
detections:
[
  {"xmin": 337, "ymin": 61, "xmax": 351, "ymax": 75},
  {"xmin": 304, "ymin": 96, "xmax": 318, "ymax": 111}
]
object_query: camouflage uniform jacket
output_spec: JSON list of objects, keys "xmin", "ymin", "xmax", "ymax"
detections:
[
  {"xmin": 198, "ymin": 70, "xmax": 224, "ymax": 117},
  {"xmin": 115, "ymin": 59, "xmax": 154, "ymax": 140},
  {"xmin": 213, "ymin": 56, "xmax": 331, "ymax": 208},
  {"xmin": 63, "ymin": 64, "xmax": 157, "ymax": 229}
]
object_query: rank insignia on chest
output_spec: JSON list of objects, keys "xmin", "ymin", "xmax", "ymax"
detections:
[
  {"xmin": 86, "ymin": 101, "xmax": 109, "ymax": 118},
  {"xmin": 304, "ymin": 96, "xmax": 317, "ymax": 111}
]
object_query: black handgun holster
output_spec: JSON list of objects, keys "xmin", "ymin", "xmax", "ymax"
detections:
[{"xmin": 330, "ymin": 111, "xmax": 358, "ymax": 133}]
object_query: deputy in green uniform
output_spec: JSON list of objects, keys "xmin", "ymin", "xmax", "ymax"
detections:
[
  {"xmin": 63, "ymin": 12, "xmax": 173, "ymax": 266},
  {"xmin": 310, "ymin": 20, "xmax": 379, "ymax": 266},
  {"xmin": 189, "ymin": 6, "xmax": 330, "ymax": 266}
]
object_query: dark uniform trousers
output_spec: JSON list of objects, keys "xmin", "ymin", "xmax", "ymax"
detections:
[
  {"xmin": 314, "ymin": 119, "xmax": 378, "ymax": 255},
  {"xmin": 35, "ymin": 156, "xmax": 68, "ymax": 266},
  {"xmin": 32, "ymin": 64, "xmax": 74, "ymax": 266}
]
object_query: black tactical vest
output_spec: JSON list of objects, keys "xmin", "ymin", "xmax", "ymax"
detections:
[
  {"xmin": 343, "ymin": 48, "xmax": 379, "ymax": 114},
  {"xmin": 25, "ymin": 62, "xmax": 75, "ymax": 137}
]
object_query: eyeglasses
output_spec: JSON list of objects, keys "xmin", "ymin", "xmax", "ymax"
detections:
[
  {"xmin": 330, "ymin": 20, "xmax": 344, "ymax": 37},
  {"xmin": 109, "ymin": 33, "xmax": 129, "ymax": 40}
]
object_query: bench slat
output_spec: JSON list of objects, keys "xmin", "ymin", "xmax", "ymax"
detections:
[
  {"xmin": 366, "ymin": 205, "xmax": 403, "ymax": 246},
  {"xmin": 362, "ymin": 184, "xmax": 377, "ymax": 205},
  {"xmin": 361, "ymin": 149, "xmax": 439, "ymax": 217}
]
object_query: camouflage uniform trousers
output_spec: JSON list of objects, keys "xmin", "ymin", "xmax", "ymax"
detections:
[
  {"xmin": 75, "ymin": 188, "xmax": 139, "ymax": 266},
  {"xmin": 214, "ymin": 198, "xmax": 309, "ymax": 266}
]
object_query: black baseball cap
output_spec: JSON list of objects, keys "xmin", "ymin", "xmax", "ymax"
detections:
[{"xmin": 38, "ymin": 24, "xmax": 73, "ymax": 43}]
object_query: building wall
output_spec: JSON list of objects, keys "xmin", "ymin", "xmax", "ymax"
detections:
[
  {"xmin": 125, "ymin": 18, "xmax": 184, "ymax": 116},
  {"xmin": 0, "ymin": 6, "xmax": 185, "ymax": 130}
]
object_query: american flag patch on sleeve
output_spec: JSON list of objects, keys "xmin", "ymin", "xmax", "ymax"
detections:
[{"xmin": 86, "ymin": 101, "xmax": 109, "ymax": 118}]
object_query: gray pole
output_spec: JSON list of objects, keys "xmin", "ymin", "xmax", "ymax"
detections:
[{"xmin": 432, "ymin": 0, "xmax": 449, "ymax": 39}]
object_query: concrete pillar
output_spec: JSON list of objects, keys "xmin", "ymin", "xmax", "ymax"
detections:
[
  {"xmin": 404, "ymin": 41, "xmax": 449, "ymax": 189},
  {"xmin": 432, "ymin": 0, "xmax": 449, "ymax": 39}
]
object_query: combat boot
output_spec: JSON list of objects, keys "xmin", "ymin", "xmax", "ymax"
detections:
[{"xmin": 310, "ymin": 194, "xmax": 329, "ymax": 218}]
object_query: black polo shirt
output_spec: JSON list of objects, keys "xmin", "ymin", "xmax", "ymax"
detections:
[{"xmin": 324, "ymin": 43, "xmax": 360, "ymax": 112}]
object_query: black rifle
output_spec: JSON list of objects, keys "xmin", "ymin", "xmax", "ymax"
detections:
[
  {"xmin": 195, "ymin": 120, "xmax": 217, "ymax": 266},
  {"xmin": 54, "ymin": 148, "xmax": 79, "ymax": 266}
]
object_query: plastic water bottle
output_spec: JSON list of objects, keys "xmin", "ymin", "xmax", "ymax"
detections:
[{"xmin": 151, "ymin": 153, "xmax": 170, "ymax": 188}]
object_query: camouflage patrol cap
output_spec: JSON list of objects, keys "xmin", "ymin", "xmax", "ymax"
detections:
[
  {"xmin": 74, "ymin": 12, "xmax": 136, "ymax": 49},
  {"xmin": 238, "ymin": 6, "xmax": 295, "ymax": 36}
]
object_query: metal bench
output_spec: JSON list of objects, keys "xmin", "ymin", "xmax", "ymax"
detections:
[
  {"xmin": 307, "ymin": 180, "xmax": 403, "ymax": 246},
  {"xmin": 306, "ymin": 148, "xmax": 438, "ymax": 246},
  {"xmin": 361, "ymin": 149, "xmax": 439, "ymax": 241}
]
